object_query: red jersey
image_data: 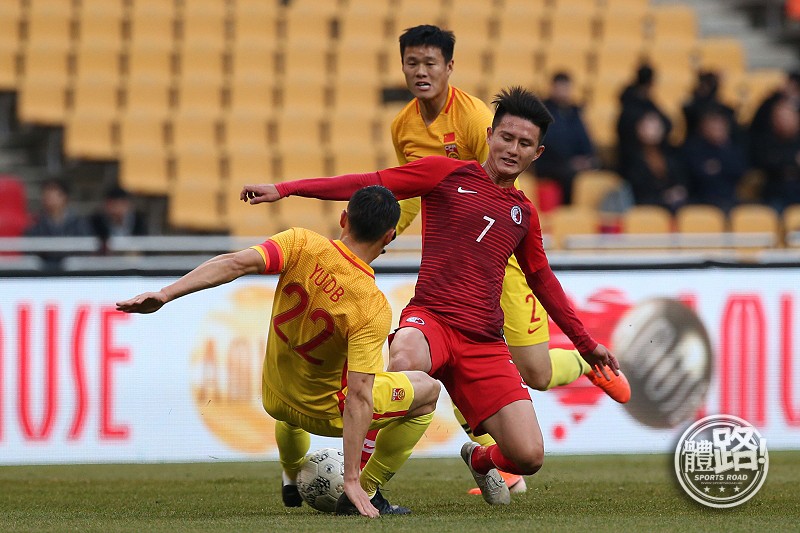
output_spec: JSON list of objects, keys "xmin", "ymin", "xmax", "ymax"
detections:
[{"xmin": 275, "ymin": 156, "xmax": 597, "ymax": 353}]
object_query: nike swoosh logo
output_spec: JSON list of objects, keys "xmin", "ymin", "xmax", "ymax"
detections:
[{"xmin": 457, "ymin": 187, "xmax": 478, "ymax": 194}]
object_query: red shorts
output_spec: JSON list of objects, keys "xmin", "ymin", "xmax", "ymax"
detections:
[{"xmin": 394, "ymin": 305, "xmax": 530, "ymax": 436}]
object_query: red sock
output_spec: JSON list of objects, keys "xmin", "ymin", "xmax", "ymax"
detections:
[
  {"xmin": 471, "ymin": 444, "xmax": 525, "ymax": 475},
  {"xmin": 360, "ymin": 428, "xmax": 379, "ymax": 470}
]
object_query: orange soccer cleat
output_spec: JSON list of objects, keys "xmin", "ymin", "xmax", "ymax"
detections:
[
  {"xmin": 587, "ymin": 366, "xmax": 631, "ymax": 403},
  {"xmin": 467, "ymin": 470, "xmax": 527, "ymax": 495}
]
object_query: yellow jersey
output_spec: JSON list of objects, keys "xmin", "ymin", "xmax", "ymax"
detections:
[
  {"xmin": 391, "ymin": 85, "xmax": 494, "ymax": 233},
  {"xmin": 252, "ymin": 228, "xmax": 392, "ymax": 419}
]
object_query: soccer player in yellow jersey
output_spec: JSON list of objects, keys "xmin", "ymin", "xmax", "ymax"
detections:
[
  {"xmin": 116, "ymin": 186, "xmax": 440, "ymax": 518},
  {"xmin": 385, "ymin": 25, "xmax": 631, "ymax": 494}
]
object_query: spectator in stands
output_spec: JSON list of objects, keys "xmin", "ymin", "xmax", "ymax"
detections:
[
  {"xmin": 621, "ymin": 111, "xmax": 688, "ymax": 213},
  {"xmin": 681, "ymin": 105, "xmax": 746, "ymax": 213},
  {"xmin": 25, "ymin": 179, "xmax": 90, "ymax": 237},
  {"xmin": 751, "ymin": 97, "xmax": 800, "ymax": 211},
  {"xmin": 25, "ymin": 179, "xmax": 91, "ymax": 268},
  {"xmin": 616, "ymin": 64, "xmax": 672, "ymax": 171},
  {"xmin": 749, "ymin": 70, "xmax": 800, "ymax": 161},
  {"xmin": 90, "ymin": 186, "xmax": 148, "ymax": 252},
  {"xmin": 534, "ymin": 72, "xmax": 596, "ymax": 204},
  {"xmin": 682, "ymin": 71, "xmax": 737, "ymax": 140}
]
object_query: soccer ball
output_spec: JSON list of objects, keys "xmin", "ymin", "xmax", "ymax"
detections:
[{"xmin": 296, "ymin": 448, "xmax": 345, "ymax": 512}]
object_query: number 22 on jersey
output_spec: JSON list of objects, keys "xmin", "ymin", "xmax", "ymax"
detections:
[{"xmin": 272, "ymin": 283, "xmax": 334, "ymax": 365}]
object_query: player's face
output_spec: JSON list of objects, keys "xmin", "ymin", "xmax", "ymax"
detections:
[
  {"xmin": 485, "ymin": 115, "xmax": 545, "ymax": 182},
  {"xmin": 401, "ymin": 46, "xmax": 453, "ymax": 102}
]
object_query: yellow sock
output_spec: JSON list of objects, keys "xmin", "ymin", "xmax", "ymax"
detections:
[
  {"xmin": 546, "ymin": 348, "xmax": 591, "ymax": 389},
  {"xmin": 275, "ymin": 421, "xmax": 311, "ymax": 480},
  {"xmin": 360, "ymin": 412, "xmax": 433, "ymax": 496},
  {"xmin": 453, "ymin": 402, "xmax": 496, "ymax": 447}
]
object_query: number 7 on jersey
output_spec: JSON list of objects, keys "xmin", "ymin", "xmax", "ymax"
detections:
[{"xmin": 476, "ymin": 216, "xmax": 495, "ymax": 242}]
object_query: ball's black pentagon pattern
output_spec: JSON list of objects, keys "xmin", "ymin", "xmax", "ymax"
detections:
[{"xmin": 296, "ymin": 448, "xmax": 345, "ymax": 513}]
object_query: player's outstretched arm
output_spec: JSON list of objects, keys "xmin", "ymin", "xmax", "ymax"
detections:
[
  {"xmin": 240, "ymin": 183, "xmax": 279, "ymax": 204},
  {"xmin": 116, "ymin": 249, "xmax": 266, "ymax": 314},
  {"xmin": 342, "ymin": 370, "xmax": 380, "ymax": 518}
]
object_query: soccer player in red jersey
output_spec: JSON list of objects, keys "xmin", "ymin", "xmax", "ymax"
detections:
[{"xmin": 241, "ymin": 87, "xmax": 620, "ymax": 505}]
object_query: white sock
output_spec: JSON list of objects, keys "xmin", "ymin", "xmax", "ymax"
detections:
[{"xmin": 282, "ymin": 471, "xmax": 296, "ymax": 486}]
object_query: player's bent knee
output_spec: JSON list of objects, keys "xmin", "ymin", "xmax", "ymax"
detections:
[
  {"xmin": 389, "ymin": 329, "xmax": 431, "ymax": 373},
  {"xmin": 513, "ymin": 443, "xmax": 544, "ymax": 475},
  {"xmin": 406, "ymin": 371, "xmax": 440, "ymax": 413}
]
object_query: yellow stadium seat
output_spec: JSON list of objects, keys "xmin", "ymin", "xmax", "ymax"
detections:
[
  {"xmin": 222, "ymin": 113, "xmax": 270, "ymax": 152},
  {"xmin": 26, "ymin": 10, "xmax": 74, "ymax": 46},
  {"xmin": 272, "ymin": 110, "xmax": 325, "ymax": 149},
  {"xmin": 596, "ymin": 10, "xmax": 647, "ymax": 44},
  {"xmin": 543, "ymin": 10, "xmax": 596, "ymax": 47},
  {"xmin": 331, "ymin": 75, "xmax": 382, "ymax": 110},
  {"xmin": 622, "ymin": 205, "xmax": 673, "ymax": 234},
  {"xmin": 79, "ymin": 0, "xmax": 126, "ymax": 18},
  {"xmin": 231, "ymin": 6, "xmax": 279, "ymax": 46},
  {"xmin": 64, "ymin": 111, "xmax": 118, "ymax": 160},
  {"xmin": 71, "ymin": 76, "xmax": 120, "ymax": 116},
  {"xmin": 168, "ymin": 179, "xmax": 225, "ymax": 232},
  {"xmin": 642, "ymin": 39, "xmax": 695, "ymax": 77},
  {"xmin": 227, "ymin": 75, "xmax": 275, "ymax": 117},
  {"xmin": 276, "ymin": 76, "xmax": 330, "ymax": 113},
  {"xmin": 330, "ymin": 39, "xmax": 383, "ymax": 80},
  {"xmin": 17, "ymin": 77, "xmax": 69, "ymax": 125},
  {"xmin": 77, "ymin": 10, "xmax": 123, "ymax": 47},
  {"xmin": 548, "ymin": 206, "xmax": 600, "ymax": 249},
  {"xmin": 173, "ymin": 148, "xmax": 224, "ymax": 185},
  {"xmin": 74, "ymin": 44, "xmax": 122, "ymax": 81},
  {"xmin": 229, "ymin": 42, "xmax": 277, "ymax": 81},
  {"xmin": 495, "ymin": 12, "xmax": 545, "ymax": 48},
  {"xmin": 328, "ymin": 145, "xmax": 381, "ymax": 175},
  {"xmin": 0, "ymin": 1, "xmax": 22, "ymax": 86},
  {"xmin": 676, "ymin": 205, "xmax": 727, "ymax": 234},
  {"xmin": 127, "ymin": 7, "xmax": 176, "ymax": 44},
  {"xmin": 168, "ymin": 113, "xmax": 221, "ymax": 152},
  {"xmin": 224, "ymin": 181, "xmax": 283, "ymax": 237},
  {"xmin": 124, "ymin": 42, "xmax": 175, "ymax": 81},
  {"xmin": 391, "ymin": 11, "xmax": 446, "ymax": 42},
  {"xmin": 179, "ymin": 11, "xmax": 228, "ymax": 49},
  {"xmin": 118, "ymin": 113, "xmax": 167, "ymax": 155},
  {"xmin": 572, "ymin": 170, "xmax": 623, "ymax": 209},
  {"xmin": 783, "ymin": 204, "xmax": 800, "ymax": 246},
  {"xmin": 697, "ymin": 38, "xmax": 746, "ymax": 75},
  {"xmin": 276, "ymin": 196, "xmax": 338, "ymax": 237},
  {"xmin": 174, "ymin": 76, "xmax": 224, "ymax": 114},
  {"xmin": 282, "ymin": 10, "xmax": 335, "ymax": 42},
  {"xmin": 121, "ymin": 77, "xmax": 172, "ymax": 116},
  {"xmin": 730, "ymin": 204, "xmax": 780, "ymax": 236},
  {"xmin": 226, "ymin": 148, "xmax": 275, "ymax": 185},
  {"xmin": 337, "ymin": 7, "xmax": 388, "ymax": 43},
  {"xmin": 540, "ymin": 41, "xmax": 592, "ymax": 89},
  {"xmin": 21, "ymin": 43, "xmax": 72, "ymax": 84},
  {"xmin": 277, "ymin": 146, "xmax": 328, "ymax": 180},
  {"xmin": 177, "ymin": 42, "xmax": 226, "ymax": 79},
  {"xmin": 648, "ymin": 5, "xmax": 697, "ymax": 42},
  {"xmin": 443, "ymin": 5, "xmax": 494, "ymax": 43},
  {"xmin": 489, "ymin": 45, "xmax": 538, "ymax": 89},
  {"xmin": 120, "ymin": 145, "xmax": 171, "ymax": 196},
  {"xmin": 582, "ymin": 102, "xmax": 619, "ymax": 150},
  {"xmin": 326, "ymin": 109, "xmax": 377, "ymax": 148},
  {"xmin": 278, "ymin": 44, "xmax": 333, "ymax": 80}
]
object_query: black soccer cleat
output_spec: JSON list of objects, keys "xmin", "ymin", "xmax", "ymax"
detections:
[
  {"xmin": 282, "ymin": 483, "xmax": 303, "ymax": 507},
  {"xmin": 334, "ymin": 488, "xmax": 411, "ymax": 516}
]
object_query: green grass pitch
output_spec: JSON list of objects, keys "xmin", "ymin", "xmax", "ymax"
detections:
[{"xmin": 2, "ymin": 452, "xmax": 798, "ymax": 532}]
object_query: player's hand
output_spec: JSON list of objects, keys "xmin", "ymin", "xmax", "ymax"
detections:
[
  {"xmin": 343, "ymin": 479, "xmax": 379, "ymax": 518},
  {"xmin": 582, "ymin": 343, "xmax": 620, "ymax": 381},
  {"xmin": 115, "ymin": 291, "xmax": 169, "ymax": 314},
  {"xmin": 240, "ymin": 184, "xmax": 280, "ymax": 204}
]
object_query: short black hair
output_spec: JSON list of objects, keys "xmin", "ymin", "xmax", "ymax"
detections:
[
  {"xmin": 399, "ymin": 24, "xmax": 455, "ymax": 64},
  {"xmin": 552, "ymin": 72, "xmax": 571, "ymax": 84},
  {"xmin": 346, "ymin": 186, "xmax": 400, "ymax": 243},
  {"xmin": 41, "ymin": 178, "xmax": 70, "ymax": 196},
  {"xmin": 491, "ymin": 86, "xmax": 554, "ymax": 145},
  {"xmin": 105, "ymin": 185, "xmax": 130, "ymax": 200},
  {"xmin": 636, "ymin": 64, "xmax": 655, "ymax": 86}
]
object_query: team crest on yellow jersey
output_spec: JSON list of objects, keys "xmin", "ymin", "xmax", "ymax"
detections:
[
  {"xmin": 443, "ymin": 132, "xmax": 459, "ymax": 158},
  {"xmin": 391, "ymin": 388, "xmax": 406, "ymax": 401}
]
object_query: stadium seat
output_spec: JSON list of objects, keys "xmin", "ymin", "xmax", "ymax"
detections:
[
  {"xmin": 276, "ymin": 196, "xmax": 338, "ymax": 237},
  {"xmin": 77, "ymin": 10, "xmax": 124, "ymax": 47},
  {"xmin": 127, "ymin": 6, "xmax": 176, "ymax": 44},
  {"xmin": 647, "ymin": 5, "xmax": 697, "ymax": 42},
  {"xmin": 178, "ymin": 10, "xmax": 229, "ymax": 49},
  {"xmin": 121, "ymin": 77, "xmax": 172, "ymax": 116},
  {"xmin": 543, "ymin": 10, "xmax": 596, "ymax": 47},
  {"xmin": 168, "ymin": 113, "xmax": 221, "ymax": 152},
  {"xmin": 222, "ymin": 113, "xmax": 271, "ymax": 152},
  {"xmin": 227, "ymin": 75, "xmax": 275, "ymax": 117},
  {"xmin": 177, "ymin": 42, "xmax": 226, "ymax": 79},
  {"xmin": 540, "ymin": 41, "xmax": 592, "ymax": 91},
  {"xmin": 64, "ymin": 110, "xmax": 118, "ymax": 160},
  {"xmin": 783, "ymin": 204, "xmax": 800, "ymax": 246},
  {"xmin": 676, "ymin": 205, "xmax": 727, "ymax": 234},
  {"xmin": 168, "ymin": 179, "xmax": 225, "ymax": 232},
  {"xmin": 71, "ymin": 77, "xmax": 120, "ymax": 116},
  {"xmin": 489, "ymin": 45, "xmax": 538, "ymax": 89},
  {"xmin": 328, "ymin": 145, "xmax": 381, "ymax": 176},
  {"xmin": 331, "ymin": 75, "xmax": 382, "ymax": 112},
  {"xmin": 224, "ymin": 181, "xmax": 283, "ymax": 237},
  {"xmin": 272, "ymin": 110, "xmax": 325, "ymax": 149},
  {"xmin": 572, "ymin": 170, "xmax": 623, "ymax": 210},
  {"xmin": 730, "ymin": 204, "xmax": 780, "ymax": 241},
  {"xmin": 697, "ymin": 37, "xmax": 747, "ymax": 75},
  {"xmin": 229, "ymin": 41, "xmax": 277, "ymax": 81},
  {"xmin": 174, "ymin": 76, "xmax": 225, "ymax": 114},
  {"xmin": 120, "ymin": 146, "xmax": 171, "ymax": 195},
  {"xmin": 548, "ymin": 206, "xmax": 600, "ymax": 249},
  {"xmin": 0, "ymin": 1, "xmax": 23, "ymax": 89},
  {"xmin": 277, "ymin": 146, "xmax": 327, "ymax": 180},
  {"xmin": 17, "ymin": 77, "xmax": 69, "ymax": 125},
  {"xmin": 495, "ymin": 12, "xmax": 545, "ymax": 49},
  {"xmin": 173, "ymin": 148, "xmax": 224, "ymax": 186},
  {"xmin": 622, "ymin": 205, "xmax": 673, "ymax": 234},
  {"xmin": 79, "ymin": 0, "xmax": 126, "ymax": 18},
  {"xmin": 118, "ymin": 113, "xmax": 167, "ymax": 152},
  {"xmin": 74, "ymin": 44, "xmax": 122, "ymax": 81},
  {"xmin": 325, "ymin": 109, "xmax": 377, "ymax": 148},
  {"xmin": 278, "ymin": 44, "xmax": 333, "ymax": 80},
  {"xmin": 642, "ymin": 40, "xmax": 695, "ymax": 79},
  {"xmin": 231, "ymin": 5, "xmax": 279, "ymax": 46},
  {"xmin": 281, "ymin": 9, "xmax": 335, "ymax": 42},
  {"xmin": 26, "ymin": 10, "xmax": 74, "ymax": 46},
  {"xmin": 226, "ymin": 147, "xmax": 275, "ymax": 184},
  {"xmin": 124, "ymin": 42, "xmax": 175, "ymax": 81},
  {"xmin": 21, "ymin": 42, "xmax": 72, "ymax": 84},
  {"xmin": 582, "ymin": 102, "xmax": 619, "ymax": 150},
  {"xmin": 443, "ymin": 5, "xmax": 494, "ymax": 43},
  {"xmin": 337, "ymin": 6, "xmax": 389, "ymax": 43}
]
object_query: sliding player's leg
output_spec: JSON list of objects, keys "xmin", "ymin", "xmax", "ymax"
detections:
[
  {"xmin": 274, "ymin": 421, "xmax": 311, "ymax": 507},
  {"xmin": 503, "ymin": 255, "xmax": 630, "ymax": 402},
  {"xmin": 338, "ymin": 370, "xmax": 440, "ymax": 516}
]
